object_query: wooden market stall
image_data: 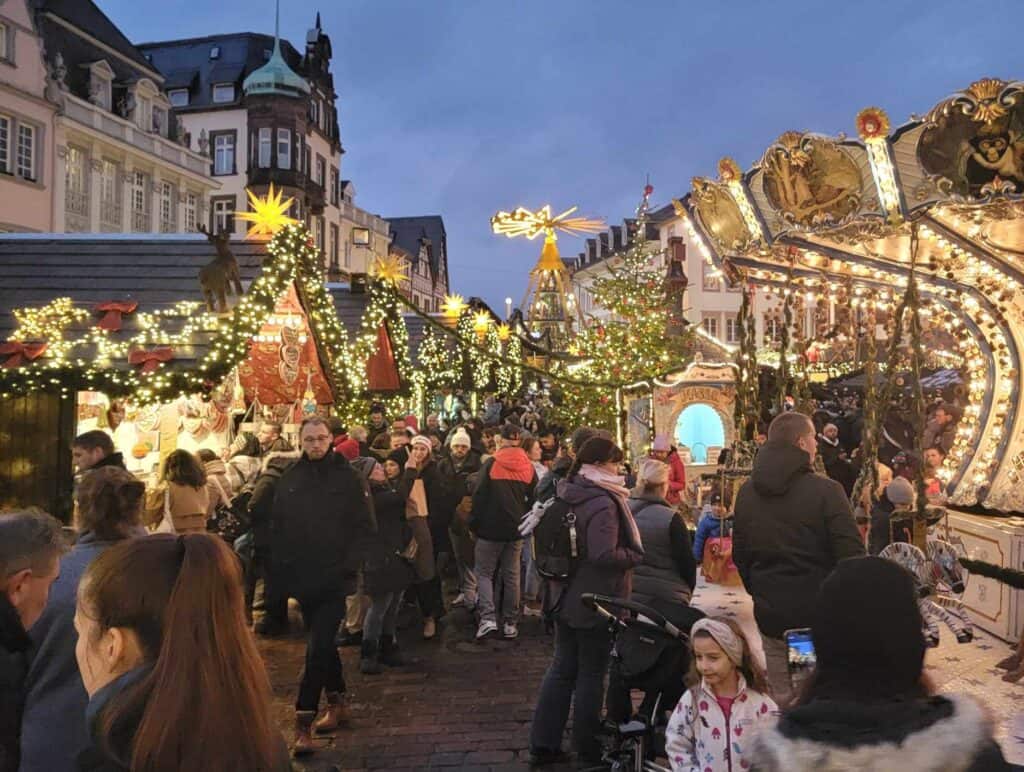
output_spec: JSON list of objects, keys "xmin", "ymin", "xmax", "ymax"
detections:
[{"xmin": 0, "ymin": 225, "xmax": 356, "ymax": 519}]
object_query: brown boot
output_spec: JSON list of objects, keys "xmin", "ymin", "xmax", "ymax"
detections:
[
  {"xmin": 292, "ymin": 711, "xmax": 316, "ymax": 756},
  {"xmin": 996, "ymin": 652, "xmax": 1021, "ymax": 671},
  {"xmin": 312, "ymin": 691, "xmax": 349, "ymax": 733}
]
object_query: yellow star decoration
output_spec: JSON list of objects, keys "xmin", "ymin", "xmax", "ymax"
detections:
[
  {"xmin": 236, "ymin": 184, "xmax": 298, "ymax": 239},
  {"xmin": 441, "ymin": 293, "xmax": 469, "ymax": 318},
  {"xmin": 496, "ymin": 323, "xmax": 511, "ymax": 341},
  {"xmin": 371, "ymin": 254, "xmax": 409, "ymax": 286},
  {"xmin": 473, "ymin": 311, "xmax": 492, "ymax": 336}
]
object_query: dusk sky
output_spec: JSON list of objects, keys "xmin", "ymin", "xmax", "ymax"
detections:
[{"xmin": 105, "ymin": 0, "xmax": 1021, "ymax": 311}]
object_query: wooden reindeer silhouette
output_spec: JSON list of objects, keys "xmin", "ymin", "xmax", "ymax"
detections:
[{"xmin": 196, "ymin": 224, "xmax": 244, "ymax": 312}]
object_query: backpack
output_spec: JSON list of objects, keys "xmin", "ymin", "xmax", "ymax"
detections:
[{"xmin": 531, "ymin": 497, "xmax": 582, "ymax": 582}]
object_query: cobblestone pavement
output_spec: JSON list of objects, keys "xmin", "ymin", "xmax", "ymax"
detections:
[{"xmin": 259, "ymin": 576, "xmax": 1024, "ymax": 771}]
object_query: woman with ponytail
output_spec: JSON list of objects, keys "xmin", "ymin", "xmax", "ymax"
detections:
[
  {"xmin": 20, "ymin": 466, "xmax": 147, "ymax": 772},
  {"xmin": 74, "ymin": 534, "xmax": 289, "ymax": 771},
  {"xmin": 528, "ymin": 436, "xmax": 644, "ymax": 766}
]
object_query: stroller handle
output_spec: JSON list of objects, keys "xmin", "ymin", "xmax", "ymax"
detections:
[{"xmin": 580, "ymin": 593, "xmax": 685, "ymax": 640}]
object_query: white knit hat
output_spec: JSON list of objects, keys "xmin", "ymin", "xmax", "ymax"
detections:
[
  {"xmin": 449, "ymin": 427, "xmax": 472, "ymax": 447},
  {"xmin": 410, "ymin": 434, "xmax": 432, "ymax": 451}
]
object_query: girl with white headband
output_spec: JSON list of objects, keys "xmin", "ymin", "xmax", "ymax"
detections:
[{"xmin": 664, "ymin": 616, "xmax": 777, "ymax": 772}]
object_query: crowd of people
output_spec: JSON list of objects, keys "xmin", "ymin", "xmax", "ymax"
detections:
[{"xmin": 0, "ymin": 391, "xmax": 1012, "ymax": 772}]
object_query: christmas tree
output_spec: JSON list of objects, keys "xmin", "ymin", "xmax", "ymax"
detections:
[{"xmin": 552, "ymin": 185, "xmax": 694, "ymax": 430}]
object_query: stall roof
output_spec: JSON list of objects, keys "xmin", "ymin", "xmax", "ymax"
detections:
[{"xmin": 0, "ymin": 235, "xmax": 268, "ymax": 376}]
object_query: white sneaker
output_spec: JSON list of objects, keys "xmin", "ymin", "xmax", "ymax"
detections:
[
  {"xmin": 502, "ymin": 622, "xmax": 519, "ymax": 639},
  {"xmin": 476, "ymin": 620, "xmax": 498, "ymax": 639},
  {"xmin": 452, "ymin": 593, "xmax": 468, "ymax": 607},
  {"xmin": 522, "ymin": 604, "xmax": 543, "ymax": 618}
]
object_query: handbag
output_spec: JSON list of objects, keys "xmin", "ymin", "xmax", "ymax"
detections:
[
  {"xmin": 154, "ymin": 487, "xmax": 176, "ymax": 534},
  {"xmin": 405, "ymin": 478, "xmax": 429, "ymax": 520},
  {"xmin": 701, "ymin": 510, "xmax": 741, "ymax": 586},
  {"xmin": 207, "ymin": 477, "xmax": 250, "ymax": 543}
]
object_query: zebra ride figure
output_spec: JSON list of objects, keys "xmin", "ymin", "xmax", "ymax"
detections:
[{"xmin": 880, "ymin": 538, "xmax": 973, "ymax": 648}]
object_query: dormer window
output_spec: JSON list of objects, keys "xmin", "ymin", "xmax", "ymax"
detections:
[
  {"xmin": 168, "ymin": 89, "xmax": 189, "ymax": 107},
  {"xmin": 85, "ymin": 60, "xmax": 115, "ymax": 111},
  {"xmin": 212, "ymin": 83, "xmax": 235, "ymax": 103},
  {"xmin": 209, "ymin": 45, "xmax": 220, "ymax": 60}
]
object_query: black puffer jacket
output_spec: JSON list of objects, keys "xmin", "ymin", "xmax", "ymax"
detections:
[
  {"xmin": 733, "ymin": 440, "xmax": 864, "ymax": 638},
  {"xmin": 267, "ymin": 453, "xmax": 375, "ymax": 598},
  {"xmin": 363, "ymin": 470, "xmax": 417, "ymax": 596},
  {"xmin": 0, "ymin": 596, "xmax": 28, "ymax": 772},
  {"xmin": 750, "ymin": 693, "xmax": 1012, "ymax": 771},
  {"xmin": 468, "ymin": 448, "xmax": 537, "ymax": 542}
]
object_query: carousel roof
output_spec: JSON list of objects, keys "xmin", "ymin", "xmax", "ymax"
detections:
[{"xmin": 674, "ymin": 76, "xmax": 1024, "ymax": 512}]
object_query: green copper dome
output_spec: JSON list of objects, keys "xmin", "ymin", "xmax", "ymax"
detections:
[{"xmin": 243, "ymin": 39, "xmax": 310, "ymax": 98}]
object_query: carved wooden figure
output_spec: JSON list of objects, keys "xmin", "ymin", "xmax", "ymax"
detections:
[{"xmin": 197, "ymin": 224, "xmax": 244, "ymax": 312}]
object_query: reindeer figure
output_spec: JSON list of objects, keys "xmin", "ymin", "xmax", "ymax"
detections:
[{"xmin": 196, "ymin": 224, "xmax": 244, "ymax": 312}]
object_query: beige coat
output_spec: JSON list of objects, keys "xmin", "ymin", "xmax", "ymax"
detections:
[{"xmin": 145, "ymin": 482, "xmax": 210, "ymax": 534}]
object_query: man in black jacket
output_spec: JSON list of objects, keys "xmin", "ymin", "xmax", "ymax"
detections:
[
  {"xmin": 438, "ymin": 428, "xmax": 483, "ymax": 610},
  {"xmin": 265, "ymin": 417, "xmax": 375, "ymax": 756},
  {"xmin": 0, "ymin": 510, "xmax": 65, "ymax": 772},
  {"xmin": 71, "ymin": 431, "xmax": 126, "ymax": 475},
  {"xmin": 733, "ymin": 411, "xmax": 864, "ymax": 706}
]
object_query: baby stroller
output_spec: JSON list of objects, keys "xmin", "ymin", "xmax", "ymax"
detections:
[{"xmin": 581, "ymin": 594, "xmax": 704, "ymax": 772}]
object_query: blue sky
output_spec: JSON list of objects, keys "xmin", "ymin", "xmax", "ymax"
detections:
[{"xmin": 106, "ymin": 0, "xmax": 1021, "ymax": 311}]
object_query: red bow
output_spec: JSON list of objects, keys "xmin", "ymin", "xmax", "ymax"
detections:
[
  {"xmin": 0, "ymin": 341, "xmax": 47, "ymax": 368},
  {"xmin": 95, "ymin": 301, "xmax": 138, "ymax": 332},
  {"xmin": 128, "ymin": 347, "xmax": 174, "ymax": 373}
]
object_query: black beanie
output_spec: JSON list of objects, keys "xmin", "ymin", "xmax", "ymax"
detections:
[
  {"xmin": 387, "ymin": 447, "xmax": 409, "ymax": 467},
  {"xmin": 812, "ymin": 556, "xmax": 926, "ymax": 697}
]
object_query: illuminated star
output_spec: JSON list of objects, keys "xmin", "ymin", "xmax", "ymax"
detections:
[
  {"xmin": 441, "ymin": 294, "xmax": 469, "ymax": 318},
  {"xmin": 371, "ymin": 254, "xmax": 409, "ymax": 286},
  {"xmin": 236, "ymin": 184, "xmax": 298, "ymax": 239}
]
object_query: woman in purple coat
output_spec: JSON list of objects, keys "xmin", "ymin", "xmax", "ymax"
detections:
[{"xmin": 528, "ymin": 437, "xmax": 644, "ymax": 766}]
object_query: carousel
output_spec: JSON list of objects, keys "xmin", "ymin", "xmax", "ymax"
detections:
[{"xmin": 673, "ymin": 76, "xmax": 1024, "ymax": 640}]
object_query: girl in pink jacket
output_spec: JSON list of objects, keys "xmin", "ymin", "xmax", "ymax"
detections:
[{"xmin": 665, "ymin": 617, "xmax": 777, "ymax": 772}]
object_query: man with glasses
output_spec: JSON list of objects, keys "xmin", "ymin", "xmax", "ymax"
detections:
[{"xmin": 265, "ymin": 417, "xmax": 375, "ymax": 756}]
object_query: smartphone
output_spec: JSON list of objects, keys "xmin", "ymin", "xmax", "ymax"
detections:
[{"xmin": 784, "ymin": 627, "xmax": 816, "ymax": 687}]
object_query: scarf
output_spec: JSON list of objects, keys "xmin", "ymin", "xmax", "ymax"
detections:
[{"xmin": 577, "ymin": 464, "xmax": 642, "ymax": 552}]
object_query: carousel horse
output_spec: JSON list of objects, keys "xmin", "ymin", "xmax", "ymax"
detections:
[{"xmin": 879, "ymin": 538, "xmax": 973, "ymax": 647}]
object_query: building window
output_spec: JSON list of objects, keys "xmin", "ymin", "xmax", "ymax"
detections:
[
  {"xmin": 151, "ymin": 106, "xmax": 166, "ymax": 136},
  {"xmin": 702, "ymin": 261, "xmax": 720, "ymax": 292},
  {"xmin": 209, "ymin": 45, "xmax": 220, "ymax": 60},
  {"xmin": 159, "ymin": 181, "xmax": 177, "ymax": 232},
  {"xmin": 257, "ymin": 127, "xmax": 272, "ymax": 168},
  {"xmin": 184, "ymin": 192, "xmax": 198, "ymax": 232},
  {"xmin": 134, "ymin": 97, "xmax": 151, "ymax": 133},
  {"xmin": 329, "ymin": 167, "xmax": 338, "ymax": 206},
  {"xmin": 329, "ymin": 223, "xmax": 339, "ymax": 269},
  {"xmin": 315, "ymin": 216, "xmax": 325, "ymax": 256},
  {"xmin": 725, "ymin": 315, "xmax": 740, "ymax": 344},
  {"xmin": 130, "ymin": 170, "xmax": 150, "ymax": 232},
  {"xmin": 310, "ymin": 99, "xmax": 319, "ymax": 128},
  {"xmin": 99, "ymin": 159, "xmax": 121, "ymax": 231},
  {"xmin": 211, "ymin": 195, "xmax": 234, "ymax": 234},
  {"xmin": 168, "ymin": 89, "xmax": 189, "ymax": 107},
  {"xmin": 315, "ymin": 155, "xmax": 325, "ymax": 188},
  {"xmin": 0, "ymin": 114, "xmax": 9, "ymax": 173},
  {"xmin": 702, "ymin": 314, "xmax": 719, "ymax": 339},
  {"xmin": 212, "ymin": 83, "xmax": 234, "ymax": 103},
  {"xmin": 276, "ymin": 128, "xmax": 291, "ymax": 170},
  {"xmin": 212, "ymin": 132, "xmax": 235, "ymax": 175},
  {"xmin": 16, "ymin": 124, "xmax": 35, "ymax": 181},
  {"xmin": 763, "ymin": 315, "xmax": 782, "ymax": 345},
  {"xmin": 0, "ymin": 23, "xmax": 8, "ymax": 62},
  {"xmin": 302, "ymin": 146, "xmax": 310, "ymax": 177},
  {"xmin": 64, "ymin": 145, "xmax": 89, "ymax": 229}
]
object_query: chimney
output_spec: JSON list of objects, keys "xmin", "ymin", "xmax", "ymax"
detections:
[
  {"xmin": 586, "ymin": 238, "xmax": 597, "ymax": 263},
  {"xmin": 598, "ymin": 232, "xmax": 609, "ymax": 258}
]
